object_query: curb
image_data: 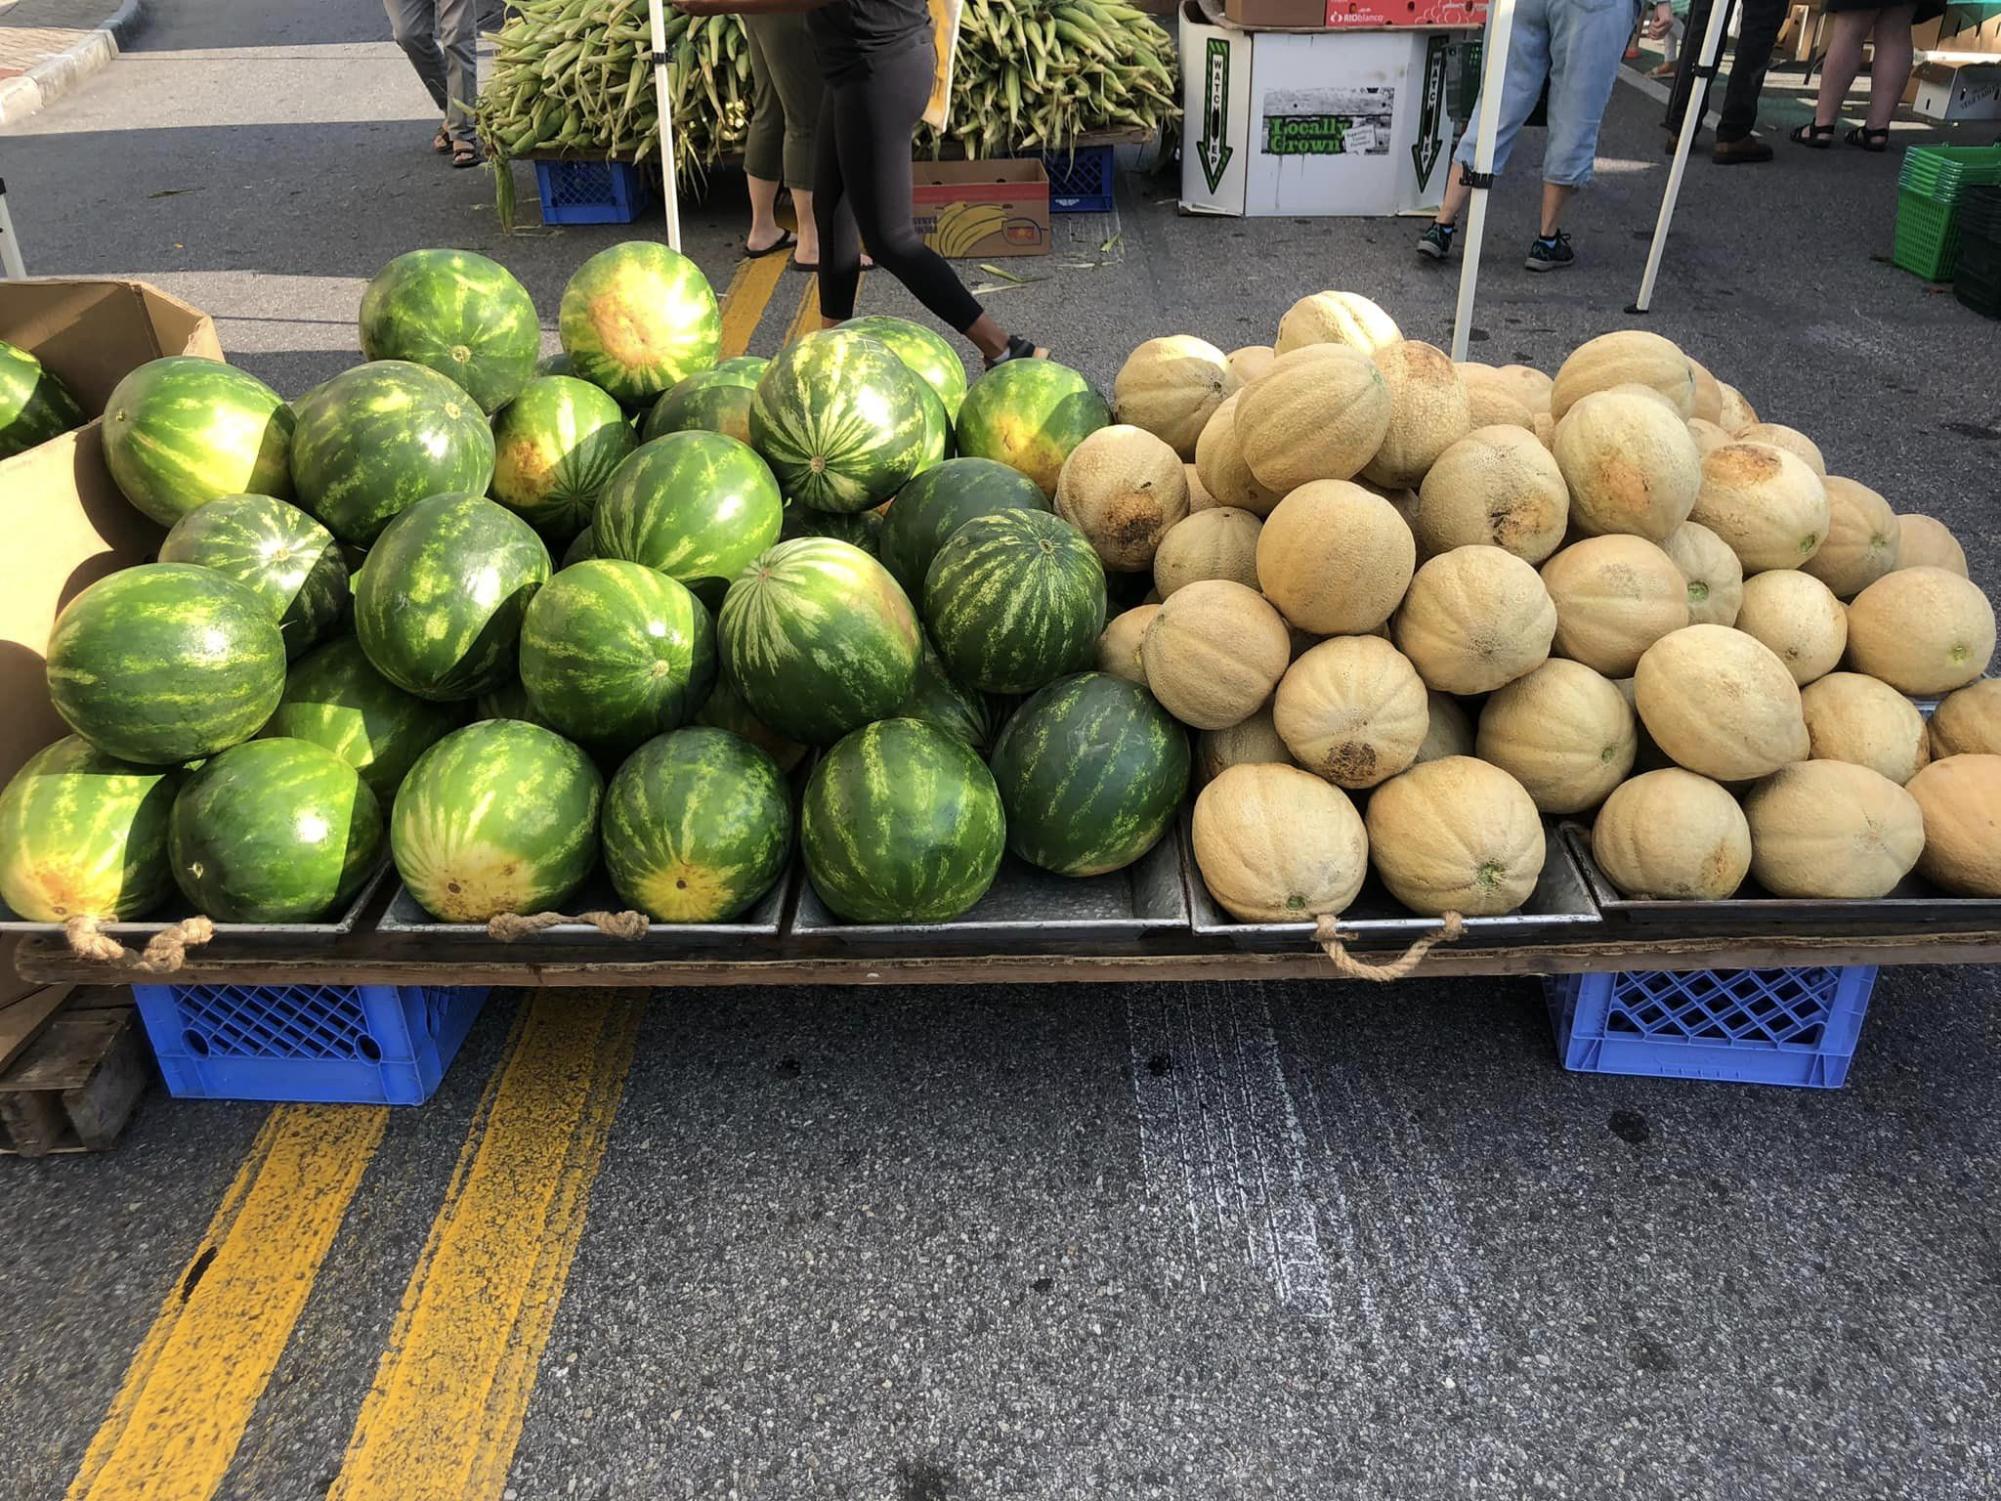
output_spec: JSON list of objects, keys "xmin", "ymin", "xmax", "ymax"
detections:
[{"xmin": 0, "ymin": 0, "xmax": 147, "ymax": 127}]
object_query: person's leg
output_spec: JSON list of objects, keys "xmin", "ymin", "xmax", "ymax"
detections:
[
  {"xmin": 741, "ymin": 18, "xmax": 788, "ymax": 253},
  {"xmin": 813, "ymin": 82, "xmax": 865, "ymax": 325},
  {"xmin": 1808, "ymin": 10, "xmax": 1876, "ymax": 128},
  {"xmin": 1864, "ymin": 4, "xmax": 1917, "ymax": 129},
  {"xmin": 1422, "ymin": 0, "xmax": 1552, "ymax": 254},
  {"xmin": 762, "ymin": 14, "xmax": 826, "ymax": 264},
  {"xmin": 1714, "ymin": 0, "xmax": 1789, "ymax": 141},
  {"xmin": 383, "ymin": 0, "xmax": 450, "ymax": 121},
  {"xmin": 435, "ymin": 0, "xmax": 478, "ymax": 153},
  {"xmin": 1539, "ymin": 182, "xmax": 1577, "ymax": 235},
  {"xmin": 1527, "ymin": 0, "xmax": 1634, "ymax": 264},
  {"xmin": 1663, "ymin": 0, "xmax": 1720, "ymax": 134}
]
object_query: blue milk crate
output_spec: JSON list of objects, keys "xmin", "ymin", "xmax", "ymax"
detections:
[
  {"xmin": 131, "ymin": 983, "xmax": 490, "ymax": 1105},
  {"xmin": 1544, "ymin": 966, "xmax": 1877, "ymax": 1090},
  {"xmin": 534, "ymin": 159, "xmax": 658, "ymax": 226},
  {"xmin": 1040, "ymin": 144, "xmax": 1115, "ymax": 213}
]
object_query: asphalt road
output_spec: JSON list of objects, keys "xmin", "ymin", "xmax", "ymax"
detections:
[{"xmin": 4, "ymin": 0, "xmax": 2001, "ymax": 1496}]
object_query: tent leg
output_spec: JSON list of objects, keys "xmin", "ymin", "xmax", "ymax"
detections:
[
  {"xmin": 648, "ymin": 0, "xmax": 683, "ymax": 252},
  {"xmin": 1450, "ymin": 0, "xmax": 1519, "ymax": 362},
  {"xmin": 1630, "ymin": 0, "xmax": 1735, "ymax": 313},
  {"xmin": 0, "ymin": 181, "xmax": 25, "ymax": 279}
]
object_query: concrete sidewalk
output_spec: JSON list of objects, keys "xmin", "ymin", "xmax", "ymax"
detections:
[{"xmin": 0, "ymin": 0, "xmax": 144, "ymax": 126}]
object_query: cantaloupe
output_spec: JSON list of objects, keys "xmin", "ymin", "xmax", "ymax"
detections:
[
  {"xmin": 1111, "ymin": 336, "xmax": 1238, "ymax": 460},
  {"xmin": 1688, "ymin": 359, "xmax": 1724, "ymax": 425},
  {"xmin": 1745, "ymin": 760, "xmax": 1924, "ymax": 899},
  {"xmin": 1226, "ymin": 345, "xmax": 1277, "ymax": 386},
  {"xmin": 1908, "ymin": 755, "xmax": 2001, "ymax": 896},
  {"xmin": 1736, "ymin": 422, "xmax": 1826, "ymax": 476},
  {"xmin": 1364, "ymin": 756, "xmax": 1546, "ymax": 916},
  {"xmin": 1846, "ymin": 567, "xmax": 1996, "ymax": 696},
  {"xmin": 1634, "ymin": 624, "xmax": 1810, "ymax": 780},
  {"xmin": 1551, "ymin": 388, "xmax": 1702, "ymax": 541},
  {"xmin": 1054, "ymin": 424, "xmax": 1188, "ymax": 572},
  {"xmin": 1096, "ymin": 604, "xmax": 1159, "ymax": 686},
  {"xmin": 1456, "ymin": 364, "xmax": 1536, "ymax": 431},
  {"xmin": 1153, "ymin": 507, "xmax": 1262, "ymax": 598},
  {"xmin": 1191, "ymin": 762, "xmax": 1369, "ymax": 921},
  {"xmin": 1394, "ymin": 545, "xmax": 1557, "ymax": 693},
  {"xmin": 1687, "ymin": 417, "xmax": 1733, "ymax": 456},
  {"xmin": 1803, "ymin": 476, "xmax": 1899, "ymax": 598},
  {"xmin": 1361, "ymin": 340, "xmax": 1472, "ymax": 490},
  {"xmin": 1550, "ymin": 330, "xmax": 1696, "ymax": 420},
  {"xmin": 1415, "ymin": 690, "xmax": 1474, "ymax": 763},
  {"xmin": 1540, "ymin": 535, "xmax": 1691, "ymax": 677},
  {"xmin": 1895, "ymin": 513, "xmax": 1969, "ymax": 577},
  {"xmin": 1491, "ymin": 364, "xmax": 1554, "ymax": 413},
  {"xmin": 1800, "ymin": 671, "xmax": 1930, "ymax": 785},
  {"xmin": 1273, "ymin": 290, "xmax": 1402, "ymax": 357},
  {"xmin": 1140, "ymin": 579, "xmax": 1292, "ymax": 730},
  {"xmin": 1715, "ymin": 382, "xmax": 1758, "ymax": 434},
  {"xmin": 1476, "ymin": 659, "xmax": 1637, "ymax": 815},
  {"xmin": 1256, "ymin": 480, "xmax": 1415, "ymax": 635},
  {"xmin": 1532, "ymin": 412, "xmax": 1555, "ymax": 449},
  {"xmin": 1272, "ymin": 635, "xmax": 1429, "ymax": 789},
  {"xmin": 1234, "ymin": 344, "xmax": 1391, "ymax": 494},
  {"xmin": 1184, "ymin": 462, "xmax": 1218, "ymax": 512},
  {"xmin": 1410, "ymin": 425, "xmax": 1569, "ymax": 563},
  {"xmin": 1732, "ymin": 570, "xmax": 1847, "ymax": 686},
  {"xmin": 1591, "ymin": 768, "xmax": 1752, "ymax": 900},
  {"xmin": 1689, "ymin": 442, "xmax": 1829, "ymax": 572},
  {"xmin": 1195, "ymin": 703, "xmax": 1293, "ymax": 783},
  {"xmin": 1930, "ymin": 679, "xmax": 2001, "ymax": 759},
  {"xmin": 1662, "ymin": 521, "xmax": 1744, "ymax": 626},
  {"xmin": 1193, "ymin": 391, "xmax": 1283, "ymax": 517}
]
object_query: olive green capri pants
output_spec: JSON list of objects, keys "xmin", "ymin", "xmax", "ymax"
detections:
[{"xmin": 743, "ymin": 13, "xmax": 822, "ymax": 191}]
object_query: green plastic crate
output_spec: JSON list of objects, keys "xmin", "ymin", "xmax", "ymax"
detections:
[
  {"xmin": 1898, "ymin": 144, "xmax": 2001, "ymax": 203},
  {"xmin": 1895, "ymin": 191, "xmax": 1964, "ymax": 280}
]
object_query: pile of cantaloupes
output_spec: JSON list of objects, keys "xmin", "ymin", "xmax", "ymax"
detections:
[{"xmin": 1093, "ymin": 296, "xmax": 2000, "ymax": 921}]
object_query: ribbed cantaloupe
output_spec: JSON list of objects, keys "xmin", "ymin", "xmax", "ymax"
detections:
[
  {"xmin": 1360, "ymin": 340, "xmax": 1472, "ymax": 490},
  {"xmin": 1800, "ymin": 671, "xmax": 1930, "ymax": 785},
  {"xmin": 1112, "ymin": 336, "xmax": 1239, "ymax": 460},
  {"xmin": 1551, "ymin": 388, "xmax": 1702, "ymax": 541},
  {"xmin": 1153, "ymin": 507, "xmax": 1262, "ymax": 598},
  {"xmin": 1736, "ymin": 422, "xmax": 1826, "ymax": 476},
  {"xmin": 1394, "ymin": 545, "xmax": 1557, "ymax": 693},
  {"xmin": 1095, "ymin": 604, "xmax": 1159, "ymax": 686},
  {"xmin": 1236, "ymin": 344, "xmax": 1392, "ymax": 494},
  {"xmin": 1745, "ymin": 760, "xmax": 1924, "ymax": 899},
  {"xmin": 1732, "ymin": 570, "xmax": 1847, "ymax": 686},
  {"xmin": 1688, "ymin": 359, "xmax": 1724, "ymax": 425},
  {"xmin": 1662, "ymin": 521, "xmax": 1744, "ymax": 626},
  {"xmin": 1415, "ymin": 690, "xmax": 1474, "ymax": 763},
  {"xmin": 1364, "ymin": 756, "xmax": 1546, "ymax": 916},
  {"xmin": 1195, "ymin": 703, "xmax": 1293, "ymax": 783},
  {"xmin": 1550, "ymin": 330, "xmax": 1696, "ymax": 420},
  {"xmin": 1689, "ymin": 442, "xmax": 1829, "ymax": 572},
  {"xmin": 1226, "ymin": 345, "xmax": 1277, "ymax": 386},
  {"xmin": 1256, "ymin": 480, "xmax": 1415, "ymax": 635},
  {"xmin": 1456, "ymin": 364, "xmax": 1536, "ymax": 431},
  {"xmin": 1054, "ymin": 424, "xmax": 1189, "ymax": 572},
  {"xmin": 1140, "ymin": 579, "xmax": 1291, "ymax": 729},
  {"xmin": 1476, "ymin": 659, "xmax": 1637, "ymax": 815},
  {"xmin": 1845, "ymin": 566, "xmax": 1996, "ymax": 695},
  {"xmin": 1715, "ymin": 382, "xmax": 1758, "ymax": 434},
  {"xmin": 1193, "ymin": 391, "xmax": 1282, "ymax": 517},
  {"xmin": 1687, "ymin": 418, "xmax": 1733, "ymax": 456},
  {"xmin": 1908, "ymin": 754, "xmax": 2001, "ymax": 896},
  {"xmin": 1803, "ymin": 476, "xmax": 1899, "ymax": 598},
  {"xmin": 1272, "ymin": 290, "xmax": 1402, "ymax": 357},
  {"xmin": 1272, "ymin": 635, "xmax": 1429, "ymax": 789},
  {"xmin": 1184, "ymin": 462, "xmax": 1218, "ymax": 512},
  {"xmin": 1411, "ymin": 425, "xmax": 1569, "ymax": 563},
  {"xmin": 1931, "ymin": 679, "xmax": 2001, "ymax": 759},
  {"xmin": 1895, "ymin": 513, "xmax": 1969, "ymax": 576},
  {"xmin": 1492, "ymin": 364, "xmax": 1553, "ymax": 413},
  {"xmin": 1634, "ymin": 624, "xmax": 1810, "ymax": 780},
  {"xmin": 1591, "ymin": 768, "xmax": 1751, "ymax": 900},
  {"xmin": 1191, "ymin": 762, "xmax": 1369, "ymax": 921},
  {"xmin": 1540, "ymin": 535, "xmax": 1691, "ymax": 677}
]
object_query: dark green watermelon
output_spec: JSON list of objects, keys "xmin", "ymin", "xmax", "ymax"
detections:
[
  {"xmin": 695, "ymin": 676, "xmax": 805, "ymax": 773},
  {"xmin": 877, "ymin": 456, "xmax": 1050, "ymax": 595},
  {"xmin": 781, "ymin": 501, "xmax": 883, "ymax": 556},
  {"xmin": 158, "ymin": 493, "xmax": 348, "ymax": 658},
  {"xmin": 841, "ymin": 315, "xmax": 968, "ymax": 420},
  {"xmin": 0, "ymin": 735, "xmax": 181, "ymax": 922},
  {"xmin": 101, "ymin": 357, "xmax": 295, "ymax": 525},
  {"xmin": 535, "ymin": 351, "xmax": 577, "ymax": 378},
  {"xmin": 718, "ymin": 537, "xmax": 921, "ymax": 745},
  {"xmin": 749, "ymin": 330, "xmax": 931, "ymax": 513},
  {"xmin": 989, "ymin": 672, "xmax": 1188, "ymax": 877},
  {"xmin": 359, "ymin": 249, "xmax": 540, "ymax": 413},
  {"xmin": 261, "ymin": 637, "xmax": 462, "ymax": 800},
  {"xmin": 801, "ymin": 718, "xmax": 1004, "ymax": 923},
  {"xmin": 923, "ymin": 509, "xmax": 1107, "ymax": 694},
  {"xmin": 954, "ymin": 359, "xmax": 1110, "ymax": 497},
  {"xmin": 391, "ymin": 718, "xmax": 601, "ymax": 921},
  {"xmin": 601, "ymin": 726, "xmax": 790, "ymax": 923},
  {"xmin": 913, "ymin": 381, "xmax": 952, "ymax": 476},
  {"xmin": 168, "ymin": 737, "xmax": 383, "ymax": 922},
  {"xmin": 640, "ymin": 358, "xmax": 767, "ymax": 445},
  {"xmin": 558, "ymin": 241, "xmax": 722, "ymax": 403},
  {"xmin": 561, "ymin": 525, "xmax": 599, "ymax": 567},
  {"xmin": 895, "ymin": 640, "xmax": 1008, "ymax": 754},
  {"xmin": 47, "ymin": 563, "xmax": 287, "ymax": 764},
  {"xmin": 0, "ymin": 338, "xmax": 85, "ymax": 460},
  {"xmin": 489, "ymin": 375, "xmax": 637, "ymax": 540},
  {"xmin": 289, "ymin": 360, "xmax": 497, "ymax": 544},
  {"xmin": 353, "ymin": 492, "xmax": 551, "ymax": 701},
  {"xmin": 472, "ymin": 678, "xmax": 551, "ymax": 728},
  {"xmin": 592, "ymin": 431, "xmax": 782, "ymax": 590}
]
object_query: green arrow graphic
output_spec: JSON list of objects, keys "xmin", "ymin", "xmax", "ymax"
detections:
[
  {"xmin": 1411, "ymin": 34, "xmax": 1448, "ymax": 191},
  {"xmin": 1198, "ymin": 38, "xmax": 1234, "ymax": 196}
]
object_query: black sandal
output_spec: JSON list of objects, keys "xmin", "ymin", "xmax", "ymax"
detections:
[
  {"xmin": 1790, "ymin": 121, "xmax": 1835, "ymax": 148},
  {"xmin": 745, "ymin": 229, "xmax": 795, "ymax": 260},
  {"xmin": 450, "ymin": 140, "xmax": 482, "ymax": 169},
  {"xmin": 433, "ymin": 125, "xmax": 451, "ymax": 154},
  {"xmin": 984, "ymin": 334, "xmax": 1047, "ymax": 369},
  {"xmin": 1845, "ymin": 126, "xmax": 1889, "ymax": 153}
]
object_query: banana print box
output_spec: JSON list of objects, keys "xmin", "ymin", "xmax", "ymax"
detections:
[{"xmin": 913, "ymin": 161, "xmax": 1053, "ymax": 258}]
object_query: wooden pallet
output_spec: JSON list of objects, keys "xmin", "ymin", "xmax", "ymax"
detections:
[{"xmin": 0, "ymin": 988, "xmax": 149, "ymax": 1156}]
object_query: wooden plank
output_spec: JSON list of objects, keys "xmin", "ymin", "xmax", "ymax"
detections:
[
  {"xmin": 63, "ymin": 1015, "xmax": 148, "ymax": 1150},
  {"xmin": 0, "ymin": 984, "xmax": 72, "ymax": 1074},
  {"xmin": 0, "ymin": 1006, "xmax": 146, "ymax": 1156},
  {"xmin": 0, "ymin": 1008, "xmax": 130, "ymax": 1093}
]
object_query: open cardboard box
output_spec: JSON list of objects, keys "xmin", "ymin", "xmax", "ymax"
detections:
[{"xmin": 912, "ymin": 160, "xmax": 1052, "ymax": 258}]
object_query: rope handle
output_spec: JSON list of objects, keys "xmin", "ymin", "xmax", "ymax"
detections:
[
  {"xmin": 1312, "ymin": 912, "xmax": 1465, "ymax": 982},
  {"xmin": 63, "ymin": 915, "xmax": 216, "ymax": 974},
  {"xmin": 485, "ymin": 908, "xmax": 650, "ymax": 941}
]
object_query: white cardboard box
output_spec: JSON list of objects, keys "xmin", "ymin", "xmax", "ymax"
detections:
[{"xmin": 1913, "ymin": 62, "xmax": 2001, "ymax": 122}]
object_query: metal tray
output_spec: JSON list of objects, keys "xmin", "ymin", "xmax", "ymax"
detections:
[
  {"xmin": 1184, "ymin": 818, "xmax": 1602, "ymax": 952},
  {"xmin": 0, "ymin": 859, "xmax": 394, "ymax": 943},
  {"xmin": 375, "ymin": 865, "xmax": 792, "ymax": 948},
  {"xmin": 789, "ymin": 829, "xmax": 1189, "ymax": 950}
]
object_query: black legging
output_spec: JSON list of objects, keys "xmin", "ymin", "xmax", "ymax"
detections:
[{"xmin": 813, "ymin": 40, "xmax": 984, "ymax": 332}]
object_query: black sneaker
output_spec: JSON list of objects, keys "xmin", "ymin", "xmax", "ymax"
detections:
[
  {"xmin": 1416, "ymin": 222, "xmax": 1456, "ymax": 260},
  {"xmin": 1525, "ymin": 230, "xmax": 1574, "ymax": 272}
]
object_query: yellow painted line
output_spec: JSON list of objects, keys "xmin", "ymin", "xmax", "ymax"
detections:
[
  {"xmin": 716, "ymin": 250, "xmax": 790, "ymax": 359},
  {"xmin": 68, "ymin": 1105, "xmax": 389, "ymax": 1501},
  {"xmin": 782, "ymin": 270, "xmax": 863, "ymax": 345},
  {"xmin": 327, "ymin": 990, "xmax": 642, "ymax": 1501}
]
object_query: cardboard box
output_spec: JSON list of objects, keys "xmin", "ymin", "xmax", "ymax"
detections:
[
  {"xmin": 1225, "ymin": 0, "xmax": 1486, "ymax": 29},
  {"xmin": 1914, "ymin": 61, "xmax": 2001, "ymax": 121},
  {"xmin": 913, "ymin": 160, "xmax": 1052, "ymax": 257}
]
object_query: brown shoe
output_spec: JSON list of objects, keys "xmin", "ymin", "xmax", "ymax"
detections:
[{"xmin": 1713, "ymin": 134, "xmax": 1775, "ymax": 164}]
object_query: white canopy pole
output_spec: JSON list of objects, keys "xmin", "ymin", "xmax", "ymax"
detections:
[
  {"xmin": 1450, "ymin": 0, "xmax": 1518, "ymax": 362},
  {"xmin": 0, "ymin": 180, "xmax": 25, "ymax": 279},
  {"xmin": 648, "ymin": 0, "xmax": 684, "ymax": 251},
  {"xmin": 1631, "ymin": 0, "xmax": 1733, "ymax": 312}
]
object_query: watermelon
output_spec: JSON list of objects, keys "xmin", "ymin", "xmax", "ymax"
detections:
[
  {"xmin": 391, "ymin": 718, "xmax": 602, "ymax": 922},
  {"xmin": 473, "ymin": 679, "xmax": 551, "ymax": 728},
  {"xmin": 47, "ymin": 563, "xmax": 287, "ymax": 764},
  {"xmin": 535, "ymin": 351, "xmax": 576, "ymax": 378},
  {"xmin": 558, "ymin": 241, "xmax": 722, "ymax": 403},
  {"xmin": 719, "ymin": 537, "xmax": 921, "ymax": 744},
  {"xmin": 877, "ymin": 456, "xmax": 1050, "ymax": 594},
  {"xmin": 592, "ymin": 430, "xmax": 782, "ymax": 589},
  {"xmin": 989, "ymin": 672, "xmax": 1188, "ymax": 877},
  {"xmin": 289, "ymin": 360, "xmax": 496, "ymax": 544},
  {"xmin": 800, "ymin": 718, "xmax": 1004, "ymax": 923},
  {"xmin": 518, "ymin": 560, "xmax": 716, "ymax": 755},
  {"xmin": 781, "ymin": 501, "xmax": 883, "ymax": 556},
  {"xmin": 640, "ymin": 358, "xmax": 767, "ymax": 445},
  {"xmin": 748, "ymin": 330, "xmax": 931, "ymax": 513},
  {"xmin": 561, "ymin": 526, "xmax": 598, "ymax": 567},
  {"xmin": 353, "ymin": 492, "xmax": 551, "ymax": 701},
  {"xmin": 358, "ymin": 249, "xmax": 540, "ymax": 414},
  {"xmin": 0, "ymin": 338, "xmax": 85, "ymax": 460},
  {"xmin": 157, "ymin": 493, "xmax": 348, "ymax": 658},
  {"xmin": 261, "ymin": 637, "xmax": 463, "ymax": 800},
  {"xmin": 168, "ymin": 738, "xmax": 384, "ymax": 922},
  {"xmin": 842, "ymin": 315, "xmax": 969, "ymax": 420},
  {"xmin": 489, "ymin": 375, "xmax": 636, "ymax": 540},
  {"xmin": 101, "ymin": 357, "xmax": 295, "ymax": 525},
  {"xmin": 954, "ymin": 359, "xmax": 1110, "ymax": 496},
  {"xmin": 0, "ymin": 736, "xmax": 181, "ymax": 922},
  {"xmin": 913, "ymin": 381, "xmax": 952, "ymax": 475},
  {"xmin": 601, "ymin": 726, "xmax": 791, "ymax": 922},
  {"xmin": 695, "ymin": 677, "xmax": 805, "ymax": 772},
  {"xmin": 923, "ymin": 509, "xmax": 1107, "ymax": 694},
  {"xmin": 895, "ymin": 640, "xmax": 1008, "ymax": 754}
]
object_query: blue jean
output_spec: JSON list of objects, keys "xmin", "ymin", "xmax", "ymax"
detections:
[{"xmin": 1454, "ymin": 0, "xmax": 1641, "ymax": 188}]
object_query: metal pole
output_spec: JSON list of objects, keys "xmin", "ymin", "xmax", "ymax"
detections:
[
  {"xmin": 1630, "ymin": 0, "xmax": 1733, "ymax": 312},
  {"xmin": 1450, "ymin": 0, "xmax": 1518, "ymax": 362},
  {"xmin": 648, "ymin": 0, "xmax": 683, "ymax": 251},
  {"xmin": 0, "ymin": 179, "xmax": 25, "ymax": 279}
]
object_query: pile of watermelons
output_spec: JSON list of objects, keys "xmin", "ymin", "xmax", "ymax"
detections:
[{"xmin": 0, "ymin": 243, "xmax": 1190, "ymax": 930}]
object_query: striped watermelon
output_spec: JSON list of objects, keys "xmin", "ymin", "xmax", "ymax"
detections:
[
  {"xmin": 168, "ymin": 737, "xmax": 384, "ymax": 922},
  {"xmin": 749, "ymin": 330, "xmax": 931, "ymax": 513},
  {"xmin": 261, "ymin": 637, "xmax": 463, "ymax": 801},
  {"xmin": 801, "ymin": 718, "xmax": 1004, "ymax": 923},
  {"xmin": 101, "ymin": 357, "xmax": 295, "ymax": 525},
  {"xmin": 391, "ymin": 718, "xmax": 602, "ymax": 922},
  {"xmin": 490, "ymin": 375, "xmax": 637, "ymax": 539},
  {"xmin": 0, "ymin": 338, "xmax": 84, "ymax": 460},
  {"xmin": 472, "ymin": 679, "xmax": 551, "ymax": 729},
  {"xmin": 0, "ymin": 736, "xmax": 182, "ymax": 922},
  {"xmin": 781, "ymin": 501, "xmax": 883, "ymax": 556},
  {"xmin": 359, "ymin": 248, "xmax": 540, "ymax": 413},
  {"xmin": 640, "ymin": 358, "xmax": 767, "ymax": 445},
  {"xmin": 518, "ymin": 560, "xmax": 716, "ymax": 755},
  {"xmin": 923, "ymin": 509, "xmax": 1107, "ymax": 694},
  {"xmin": 558, "ymin": 242, "xmax": 722, "ymax": 403},
  {"xmin": 842, "ymin": 315, "xmax": 969, "ymax": 420},
  {"xmin": 353, "ymin": 492, "xmax": 551, "ymax": 701},
  {"xmin": 877, "ymin": 456, "xmax": 1050, "ymax": 595},
  {"xmin": 47, "ymin": 563, "xmax": 287, "ymax": 764},
  {"xmin": 536, "ymin": 352, "xmax": 576, "ymax": 378},
  {"xmin": 562, "ymin": 526, "xmax": 598, "ymax": 567},
  {"xmin": 896, "ymin": 640, "xmax": 1009, "ymax": 754},
  {"xmin": 601, "ymin": 726, "xmax": 791, "ymax": 922},
  {"xmin": 989, "ymin": 672, "xmax": 1188, "ymax": 876},
  {"xmin": 719, "ymin": 537, "xmax": 921, "ymax": 745},
  {"xmin": 954, "ymin": 359, "xmax": 1110, "ymax": 496},
  {"xmin": 913, "ymin": 381, "xmax": 952, "ymax": 475},
  {"xmin": 695, "ymin": 676, "xmax": 805, "ymax": 773},
  {"xmin": 290, "ymin": 360, "xmax": 496, "ymax": 544},
  {"xmin": 592, "ymin": 431, "xmax": 783, "ymax": 590},
  {"xmin": 158, "ymin": 493, "xmax": 349, "ymax": 658}
]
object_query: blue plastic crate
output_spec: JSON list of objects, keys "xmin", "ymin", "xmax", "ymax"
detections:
[
  {"xmin": 131, "ymin": 983, "xmax": 490, "ymax": 1105},
  {"xmin": 1544, "ymin": 966, "xmax": 1877, "ymax": 1089},
  {"xmin": 1040, "ymin": 144, "xmax": 1114, "ymax": 213},
  {"xmin": 534, "ymin": 159, "xmax": 657, "ymax": 226}
]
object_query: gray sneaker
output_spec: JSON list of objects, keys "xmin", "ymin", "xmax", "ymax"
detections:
[
  {"xmin": 1525, "ymin": 230, "xmax": 1574, "ymax": 272},
  {"xmin": 1416, "ymin": 222, "xmax": 1456, "ymax": 261}
]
